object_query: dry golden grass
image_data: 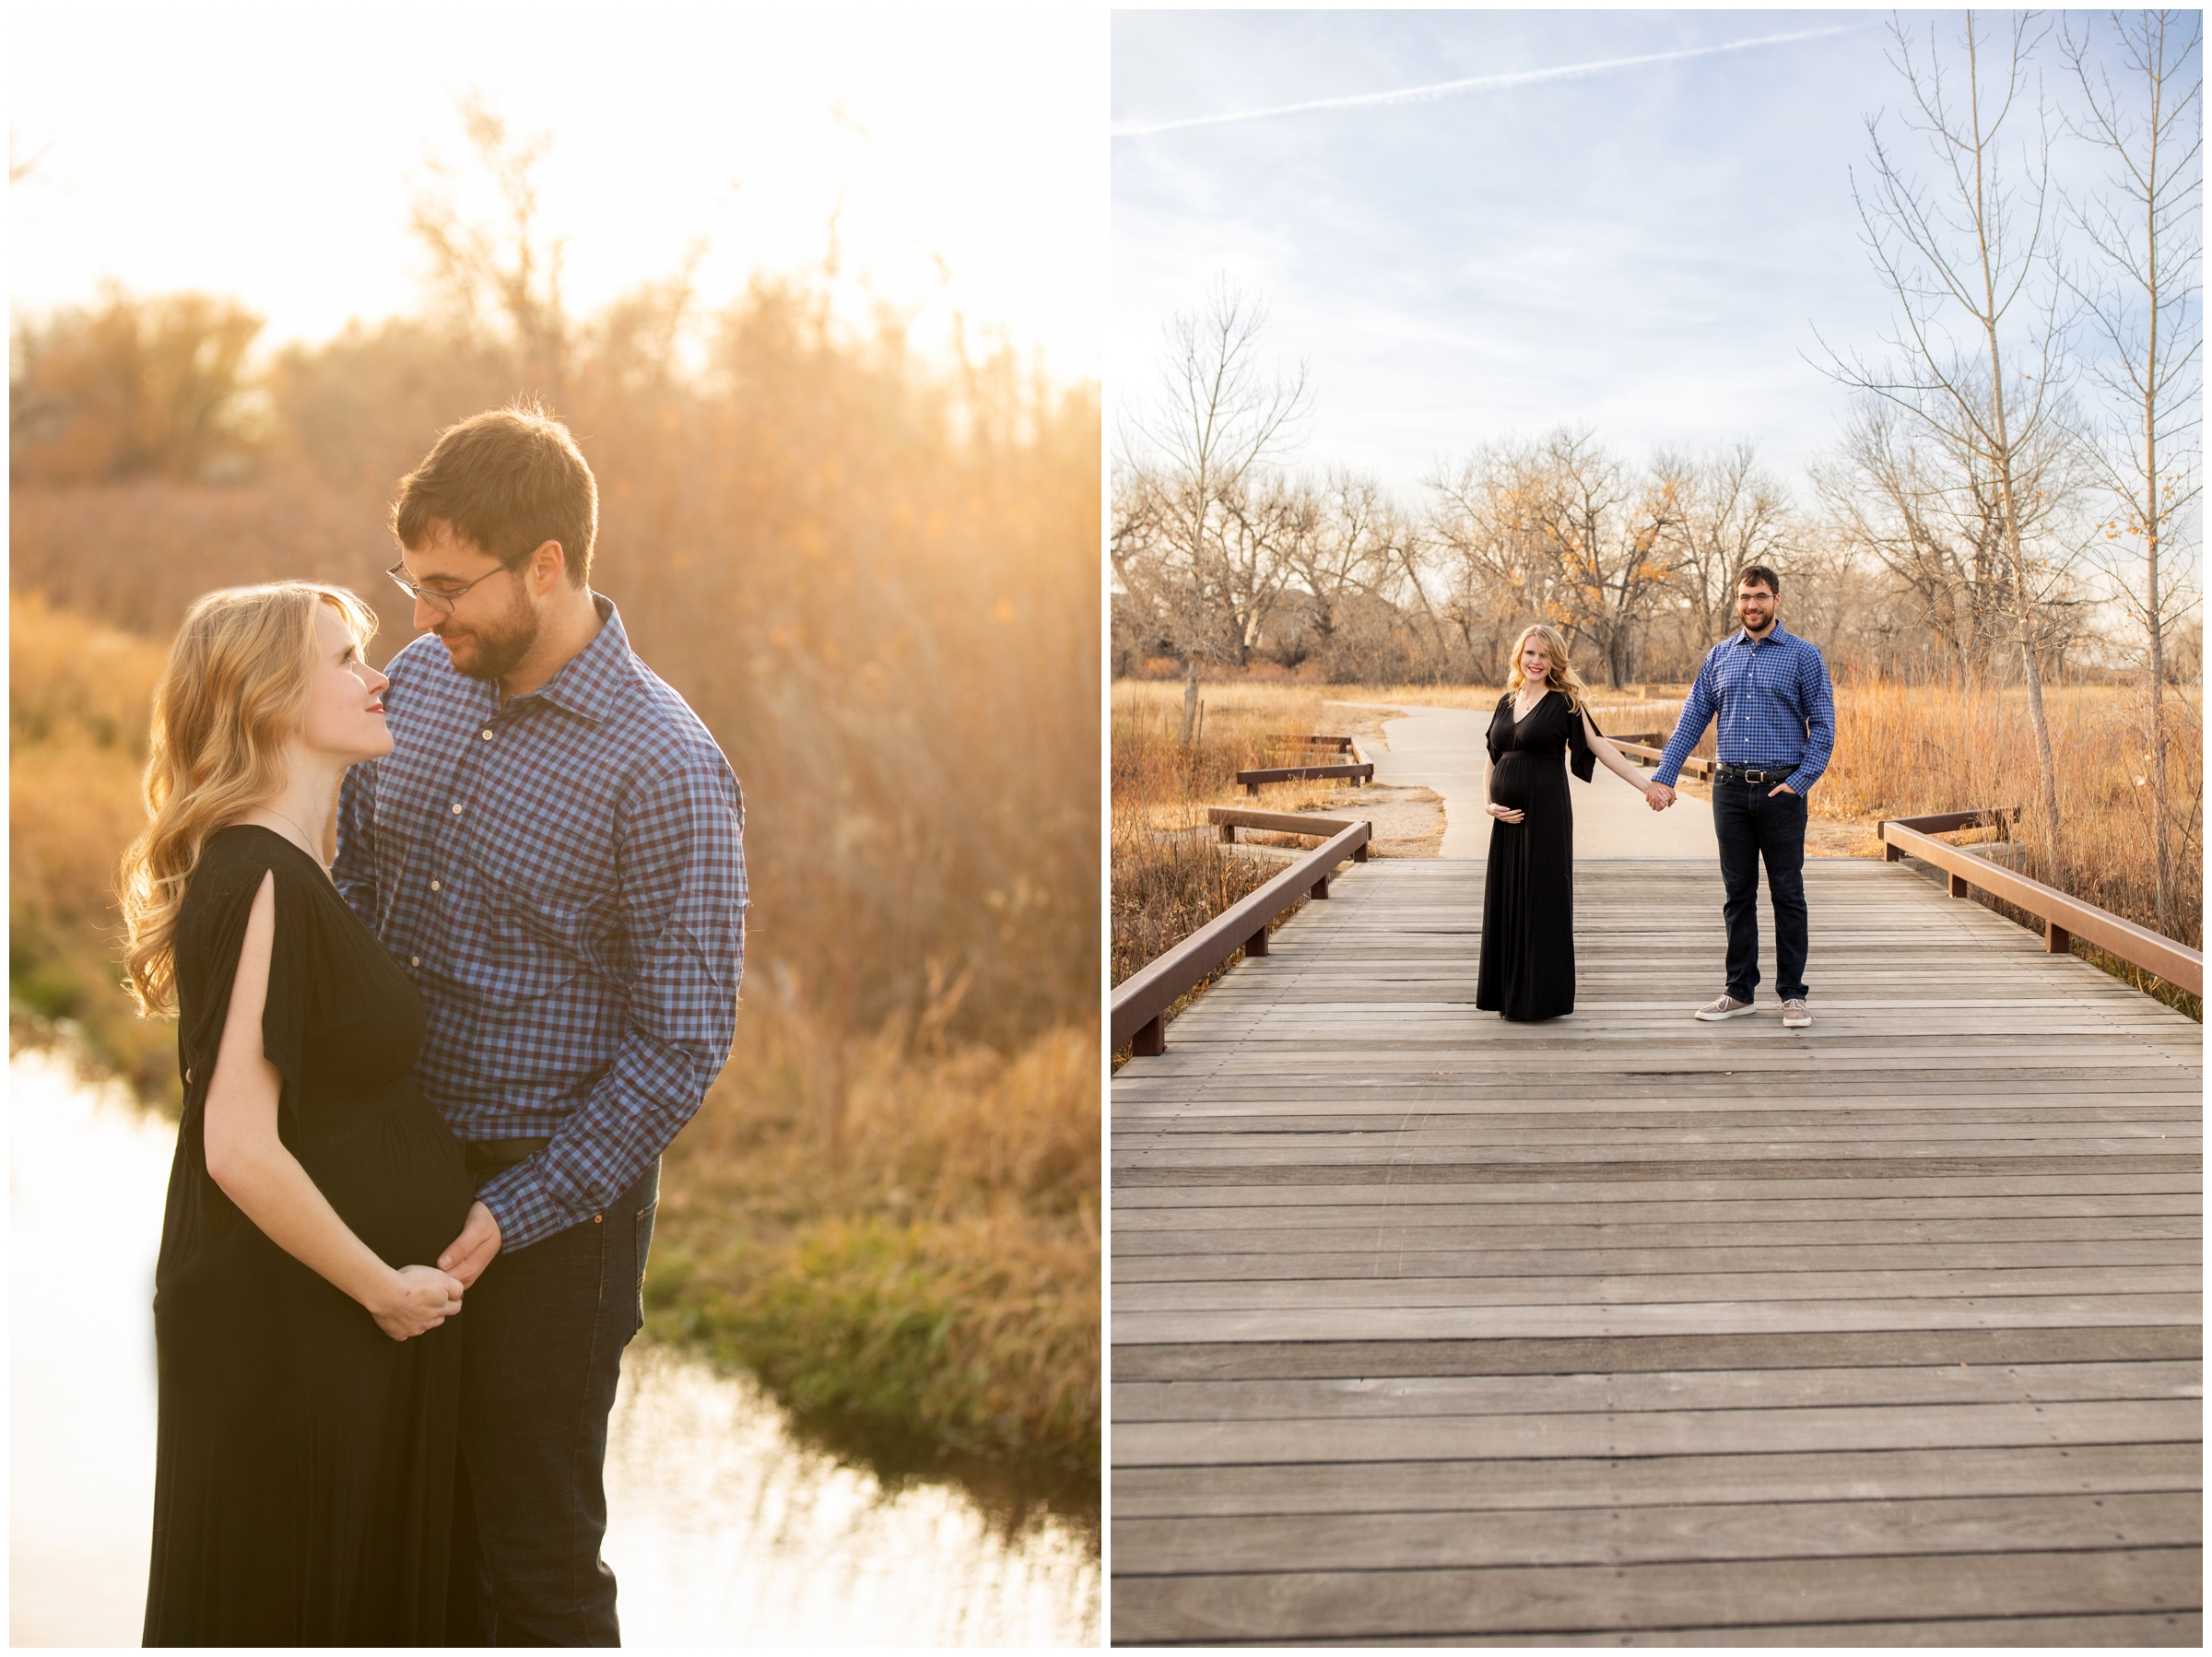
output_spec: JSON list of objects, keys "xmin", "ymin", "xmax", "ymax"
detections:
[
  {"xmin": 1816, "ymin": 681, "xmax": 2203, "ymax": 954},
  {"xmin": 1113, "ymin": 676, "xmax": 1687, "ymax": 748},
  {"xmin": 650, "ymin": 1017, "xmax": 1099, "ymax": 1474},
  {"xmin": 1310, "ymin": 681, "xmax": 1688, "ymax": 720},
  {"xmin": 8, "ymin": 595, "xmax": 179, "ymax": 1094},
  {"xmin": 1110, "ymin": 681, "xmax": 1380, "ymax": 1050}
]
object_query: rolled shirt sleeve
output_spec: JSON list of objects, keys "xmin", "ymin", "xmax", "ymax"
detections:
[{"xmin": 476, "ymin": 756, "xmax": 747, "ymax": 1250}]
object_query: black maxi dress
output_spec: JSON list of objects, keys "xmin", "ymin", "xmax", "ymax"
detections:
[
  {"xmin": 1476, "ymin": 690, "xmax": 1600, "ymax": 1021},
  {"xmin": 144, "ymin": 826, "xmax": 472, "ymax": 1645}
]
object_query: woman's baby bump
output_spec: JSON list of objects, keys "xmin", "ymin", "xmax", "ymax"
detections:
[{"xmin": 1488, "ymin": 751, "xmax": 1530, "ymax": 812}]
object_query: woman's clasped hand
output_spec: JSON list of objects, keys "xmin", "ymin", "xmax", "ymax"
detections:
[{"xmin": 373, "ymin": 1263, "xmax": 468, "ymax": 1341}]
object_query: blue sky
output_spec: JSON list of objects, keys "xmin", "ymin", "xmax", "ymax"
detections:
[{"xmin": 1112, "ymin": 9, "xmax": 2141, "ymax": 498}]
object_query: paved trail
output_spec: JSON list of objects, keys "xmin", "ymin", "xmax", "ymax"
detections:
[{"xmin": 1332, "ymin": 700, "xmax": 1717, "ymax": 860}]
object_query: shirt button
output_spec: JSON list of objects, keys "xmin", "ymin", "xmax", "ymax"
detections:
[
  {"xmin": 410, "ymin": 956, "xmax": 420, "ymax": 966},
  {"xmin": 482, "ymin": 729, "xmax": 493, "ymax": 740},
  {"xmin": 452, "ymin": 803, "xmax": 464, "ymax": 814},
  {"xmin": 430, "ymin": 881, "xmax": 441, "ymax": 892}
]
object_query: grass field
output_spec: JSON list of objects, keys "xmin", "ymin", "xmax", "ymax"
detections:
[{"xmin": 1110, "ymin": 682, "xmax": 1333, "ymax": 981}]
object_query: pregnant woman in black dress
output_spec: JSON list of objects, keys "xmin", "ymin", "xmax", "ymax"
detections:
[
  {"xmin": 119, "ymin": 584, "xmax": 472, "ymax": 1644},
  {"xmin": 1477, "ymin": 623, "xmax": 1660, "ymax": 1020}
]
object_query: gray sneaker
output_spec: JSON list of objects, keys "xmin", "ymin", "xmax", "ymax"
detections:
[
  {"xmin": 1694, "ymin": 994, "xmax": 1756, "ymax": 1022},
  {"xmin": 1782, "ymin": 999, "xmax": 1811, "ymax": 1028}
]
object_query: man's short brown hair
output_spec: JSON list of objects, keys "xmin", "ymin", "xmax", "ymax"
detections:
[
  {"xmin": 392, "ymin": 404, "xmax": 598, "ymax": 587},
  {"xmin": 1736, "ymin": 563, "xmax": 1781, "ymax": 596}
]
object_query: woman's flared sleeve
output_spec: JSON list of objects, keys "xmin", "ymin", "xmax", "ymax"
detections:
[
  {"xmin": 176, "ymin": 855, "xmax": 312, "ymax": 1124},
  {"xmin": 1568, "ymin": 700, "xmax": 1601, "ymax": 783},
  {"xmin": 161, "ymin": 849, "xmax": 315, "ymax": 1271}
]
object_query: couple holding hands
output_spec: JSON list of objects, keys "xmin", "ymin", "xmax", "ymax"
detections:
[
  {"xmin": 121, "ymin": 407, "xmax": 746, "ymax": 1644},
  {"xmin": 1477, "ymin": 567, "xmax": 1837, "ymax": 1027}
]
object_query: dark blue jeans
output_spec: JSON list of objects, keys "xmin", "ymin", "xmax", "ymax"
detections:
[
  {"xmin": 445, "ymin": 1161, "xmax": 659, "ymax": 1647},
  {"xmin": 1712, "ymin": 778, "xmax": 1809, "ymax": 1004}
]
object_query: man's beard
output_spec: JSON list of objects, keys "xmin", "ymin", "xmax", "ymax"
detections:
[{"xmin": 439, "ymin": 590, "xmax": 542, "ymax": 683}]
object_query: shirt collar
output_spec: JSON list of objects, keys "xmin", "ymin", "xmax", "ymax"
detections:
[
  {"xmin": 503, "ymin": 593, "xmax": 628, "ymax": 723},
  {"xmin": 1733, "ymin": 618, "xmax": 1793, "ymax": 650}
]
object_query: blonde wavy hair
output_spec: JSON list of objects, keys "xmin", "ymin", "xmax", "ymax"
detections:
[
  {"xmin": 1505, "ymin": 623, "xmax": 1592, "ymax": 716},
  {"xmin": 118, "ymin": 583, "xmax": 379, "ymax": 1017}
]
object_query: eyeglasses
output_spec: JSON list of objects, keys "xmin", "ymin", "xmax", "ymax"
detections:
[{"xmin": 386, "ymin": 558, "xmax": 523, "ymax": 617}]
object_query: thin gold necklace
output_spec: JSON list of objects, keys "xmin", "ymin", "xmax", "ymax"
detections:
[{"xmin": 252, "ymin": 805, "xmax": 328, "ymax": 871}]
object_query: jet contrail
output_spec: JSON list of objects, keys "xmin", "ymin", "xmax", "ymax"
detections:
[{"xmin": 1111, "ymin": 25, "xmax": 1865, "ymax": 138}]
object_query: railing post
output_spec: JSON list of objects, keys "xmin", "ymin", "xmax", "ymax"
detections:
[
  {"xmin": 1243, "ymin": 925, "xmax": 1269, "ymax": 958},
  {"xmin": 1312, "ymin": 874, "xmax": 1331, "ymax": 899},
  {"xmin": 1353, "ymin": 842, "xmax": 1369, "ymax": 863},
  {"xmin": 1131, "ymin": 1015, "xmax": 1165, "ymax": 1057},
  {"xmin": 2048, "ymin": 922, "xmax": 2071, "ymax": 956},
  {"xmin": 1219, "ymin": 823, "xmax": 1237, "ymax": 844},
  {"xmin": 1948, "ymin": 871, "xmax": 1970, "ymax": 899}
]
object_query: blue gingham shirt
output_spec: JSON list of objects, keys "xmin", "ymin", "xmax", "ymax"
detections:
[
  {"xmin": 1655, "ymin": 621, "xmax": 1836, "ymax": 796},
  {"xmin": 335, "ymin": 596, "xmax": 746, "ymax": 1251}
]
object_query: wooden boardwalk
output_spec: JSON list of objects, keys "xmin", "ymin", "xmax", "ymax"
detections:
[{"xmin": 1112, "ymin": 857, "xmax": 2204, "ymax": 1646}]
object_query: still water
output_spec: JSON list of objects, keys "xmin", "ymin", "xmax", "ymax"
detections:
[{"xmin": 7, "ymin": 1047, "xmax": 1100, "ymax": 1645}]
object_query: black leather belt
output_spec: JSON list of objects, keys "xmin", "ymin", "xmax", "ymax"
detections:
[
  {"xmin": 465, "ymin": 1136, "xmax": 551, "ymax": 1182},
  {"xmin": 1715, "ymin": 762, "xmax": 1794, "ymax": 786}
]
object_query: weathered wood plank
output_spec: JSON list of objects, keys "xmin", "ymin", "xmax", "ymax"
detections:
[
  {"xmin": 1112, "ymin": 1193, "xmax": 2205, "ymax": 1228},
  {"xmin": 1288, "ymin": 1611, "xmax": 2202, "ymax": 1646},
  {"xmin": 1113, "ymin": 1292, "xmax": 2205, "ymax": 1345},
  {"xmin": 1110, "ymin": 1549, "xmax": 2204, "ymax": 1643},
  {"xmin": 1116, "ymin": 1240, "xmax": 2201, "ymax": 1282},
  {"xmin": 1112, "ymin": 1175, "xmax": 2205, "ymax": 1210},
  {"xmin": 1112, "ymin": 1398, "xmax": 2205, "ymax": 1466},
  {"xmin": 1117, "ymin": 1263, "xmax": 2205, "ymax": 1311},
  {"xmin": 1115, "ymin": 1324, "xmax": 2204, "ymax": 1381},
  {"xmin": 1110, "ymin": 1440, "xmax": 2206, "ymax": 1517},
  {"xmin": 1115, "ymin": 1155, "xmax": 2202, "ymax": 1187},
  {"xmin": 1112, "ymin": 1359, "xmax": 2206, "ymax": 1421},
  {"xmin": 1112, "ymin": 1490, "xmax": 2204, "ymax": 1573},
  {"xmin": 1124, "ymin": 1212, "xmax": 2212, "ymax": 1247}
]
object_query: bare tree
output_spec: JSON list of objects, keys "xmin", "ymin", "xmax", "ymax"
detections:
[
  {"xmin": 1535, "ymin": 429, "xmax": 1686, "ymax": 687},
  {"xmin": 1274, "ymin": 468, "xmax": 1399, "ymax": 668},
  {"xmin": 1213, "ymin": 472, "xmax": 1306, "ymax": 668},
  {"xmin": 1668, "ymin": 441, "xmax": 1793, "ymax": 651},
  {"xmin": 1115, "ymin": 280, "xmax": 1311, "ymax": 736},
  {"xmin": 1354, "ymin": 487, "xmax": 1453, "ymax": 679},
  {"xmin": 410, "ymin": 95, "xmax": 572, "ymax": 401},
  {"xmin": 1815, "ymin": 391, "xmax": 2075, "ymax": 678},
  {"xmin": 1819, "ymin": 12, "xmax": 2074, "ymax": 873},
  {"xmin": 2060, "ymin": 8, "xmax": 2203, "ymax": 934}
]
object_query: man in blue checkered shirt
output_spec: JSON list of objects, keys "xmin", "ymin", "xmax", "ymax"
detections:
[
  {"xmin": 1648, "ymin": 564, "xmax": 1834, "ymax": 1029},
  {"xmin": 335, "ymin": 406, "xmax": 745, "ymax": 1643}
]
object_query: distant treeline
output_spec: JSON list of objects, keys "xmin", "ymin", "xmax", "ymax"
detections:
[{"xmin": 1112, "ymin": 418, "xmax": 2204, "ymax": 693}]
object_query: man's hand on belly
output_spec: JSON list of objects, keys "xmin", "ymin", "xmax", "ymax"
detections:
[{"xmin": 439, "ymin": 1200, "xmax": 503, "ymax": 1288}]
